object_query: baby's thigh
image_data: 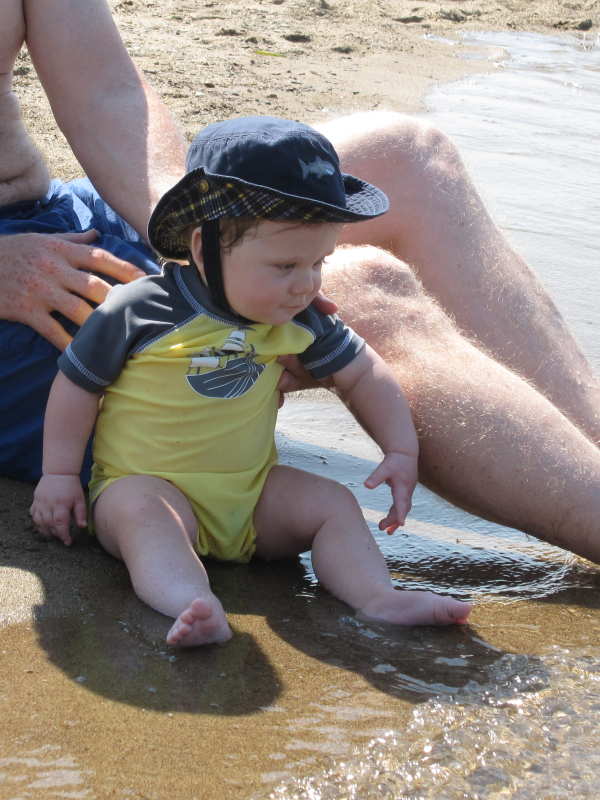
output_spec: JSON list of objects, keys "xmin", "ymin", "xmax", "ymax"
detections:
[
  {"xmin": 93, "ymin": 475, "xmax": 198, "ymax": 559},
  {"xmin": 253, "ymin": 465, "xmax": 361, "ymax": 559}
]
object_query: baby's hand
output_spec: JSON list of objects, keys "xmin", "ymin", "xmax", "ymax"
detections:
[
  {"xmin": 364, "ymin": 451, "xmax": 418, "ymax": 534},
  {"xmin": 30, "ymin": 474, "xmax": 87, "ymax": 546}
]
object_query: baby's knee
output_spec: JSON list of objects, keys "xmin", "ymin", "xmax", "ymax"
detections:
[
  {"xmin": 323, "ymin": 479, "xmax": 363, "ymax": 521},
  {"xmin": 96, "ymin": 475, "xmax": 197, "ymax": 537}
]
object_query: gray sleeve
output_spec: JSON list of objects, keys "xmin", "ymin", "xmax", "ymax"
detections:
[
  {"xmin": 58, "ymin": 269, "xmax": 192, "ymax": 392},
  {"xmin": 57, "ymin": 283, "xmax": 139, "ymax": 393},
  {"xmin": 296, "ymin": 306, "xmax": 365, "ymax": 379}
]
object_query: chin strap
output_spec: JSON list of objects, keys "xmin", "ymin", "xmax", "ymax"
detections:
[{"xmin": 200, "ymin": 219, "xmax": 233, "ymax": 314}]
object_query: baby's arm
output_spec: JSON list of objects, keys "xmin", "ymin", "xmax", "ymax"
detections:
[
  {"xmin": 331, "ymin": 344, "xmax": 419, "ymax": 532},
  {"xmin": 30, "ymin": 372, "xmax": 100, "ymax": 545}
]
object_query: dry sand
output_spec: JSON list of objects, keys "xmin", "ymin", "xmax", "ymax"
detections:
[
  {"xmin": 16, "ymin": 0, "xmax": 600, "ymax": 178},
  {"xmin": 3, "ymin": 1, "xmax": 600, "ymax": 798}
]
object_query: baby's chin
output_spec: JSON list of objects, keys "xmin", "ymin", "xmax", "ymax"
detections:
[{"xmin": 239, "ymin": 305, "xmax": 310, "ymax": 326}]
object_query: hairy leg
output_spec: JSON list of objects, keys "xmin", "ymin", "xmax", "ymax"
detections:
[
  {"xmin": 93, "ymin": 475, "xmax": 231, "ymax": 646},
  {"xmin": 254, "ymin": 465, "xmax": 471, "ymax": 625},
  {"xmin": 322, "ymin": 246, "xmax": 600, "ymax": 563},
  {"xmin": 315, "ymin": 112, "xmax": 599, "ymax": 446}
]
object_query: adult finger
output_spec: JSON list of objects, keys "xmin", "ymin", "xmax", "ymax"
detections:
[
  {"xmin": 70, "ymin": 242, "xmax": 147, "ymax": 284},
  {"xmin": 66, "ymin": 270, "xmax": 116, "ymax": 306},
  {"xmin": 276, "ymin": 355, "xmax": 328, "ymax": 392},
  {"xmin": 26, "ymin": 285, "xmax": 95, "ymax": 347},
  {"xmin": 29, "ymin": 312, "xmax": 73, "ymax": 351},
  {"xmin": 55, "ymin": 229, "xmax": 99, "ymax": 245},
  {"xmin": 311, "ymin": 291, "xmax": 338, "ymax": 315},
  {"xmin": 277, "ymin": 369, "xmax": 304, "ymax": 394}
]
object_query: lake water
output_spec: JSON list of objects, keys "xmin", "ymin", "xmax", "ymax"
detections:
[
  {"xmin": 426, "ymin": 30, "xmax": 600, "ymax": 369},
  {"xmin": 263, "ymin": 30, "xmax": 600, "ymax": 800}
]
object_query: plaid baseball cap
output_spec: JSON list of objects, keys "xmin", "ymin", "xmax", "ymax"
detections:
[{"xmin": 147, "ymin": 115, "xmax": 389, "ymax": 259}]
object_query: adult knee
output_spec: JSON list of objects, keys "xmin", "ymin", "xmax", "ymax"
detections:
[
  {"xmin": 328, "ymin": 244, "xmax": 419, "ymax": 295},
  {"xmin": 376, "ymin": 115, "xmax": 465, "ymax": 192},
  {"xmin": 325, "ymin": 245, "xmax": 454, "ymax": 359},
  {"xmin": 321, "ymin": 111, "xmax": 463, "ymax": 186}
]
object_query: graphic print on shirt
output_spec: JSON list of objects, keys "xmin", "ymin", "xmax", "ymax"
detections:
[{"xmin": 186, "ymin": 328, "xmax": 266, "ymax": 399}]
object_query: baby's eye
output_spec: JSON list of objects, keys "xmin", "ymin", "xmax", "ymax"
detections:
[
  {"xmin": 313, "ymin": 258, "xmax": 325, "ymax": 270},
  {"xmin": 275, "ymin": 262, "xmax": 296, "ymax": 271}
]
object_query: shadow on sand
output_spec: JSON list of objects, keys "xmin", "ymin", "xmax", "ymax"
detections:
[{"xmin": 4, "ymin": 472, "xmax": 600, "ymax": 722}]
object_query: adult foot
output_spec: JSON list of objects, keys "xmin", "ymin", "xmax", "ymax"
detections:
[
  {"xmin": 359, "ymin": 589, "xmax": 471, "ymax": 626},
  {"xmin": 166, "ymin": 597, "xmax": 232, "ymax": 647}
]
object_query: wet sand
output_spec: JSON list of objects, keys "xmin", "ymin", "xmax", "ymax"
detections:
[
  {"xmin": 3, "ymin": 397, "xmax": 600, "ymax": 798},
  {"xmin": 4, "ymin": 1, "xmax": 600, "ymax": 797}
]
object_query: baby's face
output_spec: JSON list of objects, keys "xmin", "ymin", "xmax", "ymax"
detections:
[{"xmin": 219, "ymin": 220, "xmax": 342, "ymax": 325}]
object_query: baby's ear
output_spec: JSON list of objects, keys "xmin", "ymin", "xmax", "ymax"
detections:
[{"xmin": 189, "ymin": 225, "xmax": 203, "ymax": 265}]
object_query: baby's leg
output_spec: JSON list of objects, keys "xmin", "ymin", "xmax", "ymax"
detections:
[
  {"xmin": 254, "ymin": 466, "xmax": 471, "ymax": 626},
  {"xmin": 93, "ymin": 475, "xmax": 231, "ymax": 647}
]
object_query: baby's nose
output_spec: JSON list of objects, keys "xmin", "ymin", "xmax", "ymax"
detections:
[{"xmin": 292, "ymin": 271, "xmax": 320, "ymax": 296}]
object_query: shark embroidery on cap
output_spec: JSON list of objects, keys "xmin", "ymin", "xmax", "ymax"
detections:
[{"xmin": 299, "ymin": 157, "xmax": 336, "ymax": 180}]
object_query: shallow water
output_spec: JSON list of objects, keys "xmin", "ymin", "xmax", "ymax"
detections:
[
  {"xmin": 425, "ymin": 30, "xmax": 600, "ymax": 369},
  {"xmin": 259, "ymin": 31, "xmax": 600, "ymax": 800},
  {"xmin": 2, "ymin": 31, "xmax": 600, "ymax": 800},
  {"xmin": 265, "ymin": 645, "xmax": 600, "ymax": 799}
]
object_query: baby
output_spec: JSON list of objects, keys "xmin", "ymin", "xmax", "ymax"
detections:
[{"xmin": 31, "ymin": 116, "xmax": 471, "ymax": 646}]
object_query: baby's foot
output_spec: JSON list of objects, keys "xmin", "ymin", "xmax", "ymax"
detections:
[
  {"xmin": 359, "ymin": 589, "xmax": 471, "ymax": 627},
  {"xmin": 166, "ymin": 597, "xmax": 232, "ymax": 647}
]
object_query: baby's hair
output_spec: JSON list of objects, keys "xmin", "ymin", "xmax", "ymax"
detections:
[
  {"xmin": 185, "ymin": 218, "xmax": 259, "ymax": 255},
  {"xmin": 187, "ymin": 216, "xmax": 326, "ymax": 257},
  {"xmin": 219, "ymin": 217, "xmax": 261, "ymax": 252},
  {"xmin": 219, "ymin": 217, "xmax": 325, "ymax": 251}
]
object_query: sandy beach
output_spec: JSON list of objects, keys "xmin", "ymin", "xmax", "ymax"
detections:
[
  {"xmin": 16, "ymin": 0, "xmax": 600, "ymax": 179},
  {"xmin": 3, "ymin": 1, "xmax": 600, "ymax": 798}
]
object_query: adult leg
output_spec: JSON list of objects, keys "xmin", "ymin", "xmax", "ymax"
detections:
[
  {"xmin": 322, "ymin": 246, "xmax": 600, "ymax": 563},
  {"xmin": 254, "ymin": 465, "xmax": 471, "ymax": 625},
  {"xmin": 93, "ymin": 475, "xmax": 231, "ymax": 647},
  {"xmin": 315, "ymin": 112, "xmax": 599, "ymax": 446}
]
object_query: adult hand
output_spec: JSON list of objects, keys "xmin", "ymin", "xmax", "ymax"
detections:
[
  {"xmin": 277, "ymin": 354, "xmax": 334, "ymax": 394},
  {"xmin": 0, "ymin": 229, "xmax": 146, "ymax": 350},
  {"xmin": 311, "ymin": 290, "xmax": 338, "ymax": 316}
]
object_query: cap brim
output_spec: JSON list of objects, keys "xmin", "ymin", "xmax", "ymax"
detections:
[{"xmin": 148, "ymin": 168, "xmax": 389, "ymax": 259}]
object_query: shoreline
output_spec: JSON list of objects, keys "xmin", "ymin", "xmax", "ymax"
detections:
[{"xmin": 16, "ymin": 2, "xmax": 598, "ymax": 179}]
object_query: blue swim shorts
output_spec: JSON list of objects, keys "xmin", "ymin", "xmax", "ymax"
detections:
[{"xmin": 0, "ymin": 178, "xmax": 160, "ymax": 483}]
